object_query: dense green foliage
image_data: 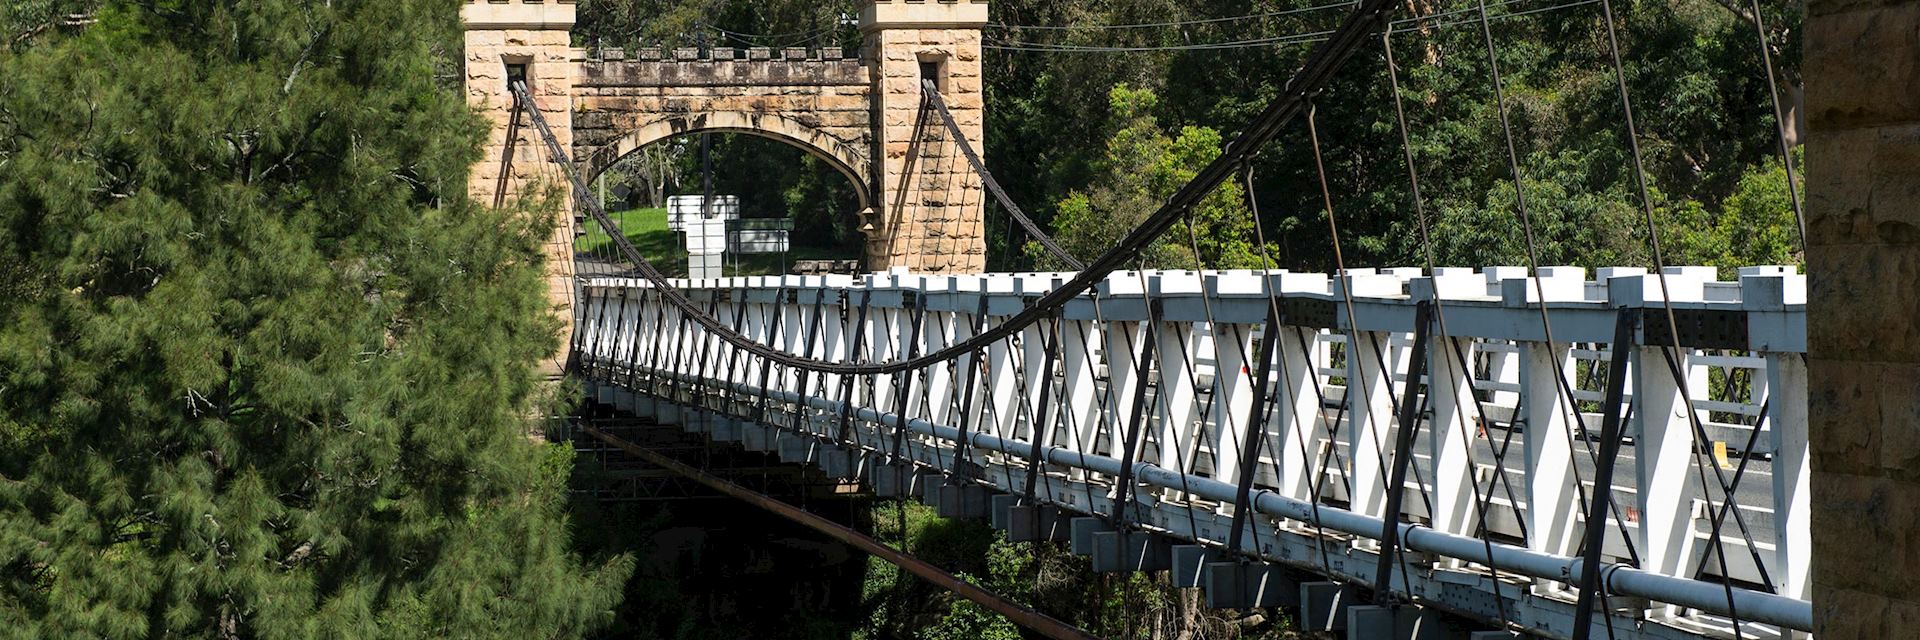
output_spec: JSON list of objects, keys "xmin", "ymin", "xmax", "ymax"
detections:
[
  {"xmin": 0, "ymin": 0, "xmax": 1810, "ymax": 636},
  {"xmin": 990, "ymin": 0, "xmax": 1797, "ymax": 270},
  {"xmin": 578, "ymin": 0, "xmax": 1804, "ymax": 274},
  {"xmin": 856, "ymin": 501, "xmax": 1292, "ymax": 640},
  {"xmin": 984, "ymin": 0, "xmax": 1806, "ymax": 273},
  {"xmin": 562, "ymin": 0, "xmax": 1808, "ymax": 634},
  {"xmin": 0, "ymin": 0, "xmax": 97, "ymax": 50},
  {"xmin": 0, "ymin": 1, "xmax": 630, "ymax": 637},
  {"xmin": 1034, "ymin": 85, "xmax": 1262, "ymax": 269}
]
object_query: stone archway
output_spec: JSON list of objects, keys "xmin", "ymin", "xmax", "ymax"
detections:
[
  {"xmin": 464, "ymin": 0, "xmax": 990, "ymax": 276},
  {"xmin": 461, "ymin": 0, "xmax": 992, "ymax": 364},
  {"xmin": 579, "ymin": 111, "xmax": 874, "ymax": 216}
]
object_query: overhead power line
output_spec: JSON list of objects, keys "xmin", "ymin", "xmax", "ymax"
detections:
[
  {"xmin": 985, "ymin": 0, "xmax": 1599, "ymax": 53},
  {"xmin": 988, "ymin": 0, "xmax": 1357, "ymax": 31},
  {"xmin": 510, "ymin": 0, "xmax": 1407, "ymax": 375},
  {"xmin": 987, "ymin": 30, "xmax": 1335, "ymax": 53},
  {"xmin": 710, "ymin": 25, "xmax": 835, "ymax": 40}
]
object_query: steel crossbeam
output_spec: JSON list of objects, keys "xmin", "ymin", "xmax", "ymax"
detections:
[{"xmin": 573, "ymin": 266, "xmax": 1810, "ymax": 639}]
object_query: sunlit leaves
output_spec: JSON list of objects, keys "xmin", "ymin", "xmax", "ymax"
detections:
[{"xmin": 0, "ymin": 1, "xmax": 629, "ymax": 636}]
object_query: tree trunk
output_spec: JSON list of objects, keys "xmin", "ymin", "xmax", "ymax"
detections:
[{"xmin": 1782, "ymin": 81, "xmax": 1805, "ymax": 149}]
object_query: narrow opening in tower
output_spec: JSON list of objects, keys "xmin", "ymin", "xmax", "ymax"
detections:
[
  {"xmin": 505, "ymin": 62, "xmax": 529, "ymax": 89},
  {"xmin": 918, "ymin": 56, "xmax": 948, "ymax": 94}
]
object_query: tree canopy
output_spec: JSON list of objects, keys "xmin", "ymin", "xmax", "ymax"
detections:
[
  {"xmin": 574, "ymin": 0, "xmax": 1803, "ymax": 273},
  {"xmin": 983, "ymin": 0, "xmax": 1805, "ymax": 273},
  {"xmin": 0, "ymin": 0, "xmax": 1811, "ymax": 634},
  {"xmin": 1033, "ymin": 85, "xmax": 1262, "ymax": 270},
  {"xmin": 0, "ymin": 1, "xmax": 629, "ymax": 637}
]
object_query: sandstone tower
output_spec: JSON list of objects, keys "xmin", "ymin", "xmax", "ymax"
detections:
[
  {"xmin": 861, "ymin": 0, "xmax": 990, "ymax": 273},
  {"xmin": 460, "ymin": 0, "xmax": 994, "ymax": 367}
]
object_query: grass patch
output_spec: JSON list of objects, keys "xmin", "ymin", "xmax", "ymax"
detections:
[{"xmin": 577, "ymin": 207, "xmax": 856, "ymax": 278}]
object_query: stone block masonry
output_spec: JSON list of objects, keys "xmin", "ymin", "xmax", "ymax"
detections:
[
  {"xmin": 463, "ymin": 0, "xmax": 579, "ymax": 375},
  {"xmin": 464, "ymin": 1, "xmax": 993, "ymax": 368},
  {"xmin": 1806, "ymin": 0, "xmax": 1920, "ymax": 636},
  {"xmin": 569, "ymin": 55, "xmax": 876, "ymax": 207},
  {"xmin": 863, "ymin": 1, "xmax": 991, "ymax": 273},
  {"xmin": 468, "ymin": 0, "xmax": 992, "ymax": 279}
]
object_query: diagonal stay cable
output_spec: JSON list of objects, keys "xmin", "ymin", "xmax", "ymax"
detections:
[
  {"xmin": 1459, "ymin": 0, "xmax": 1644, "ymax": 572},
  {"xmin": 1579, "ymin": 0, "xmax": 1748, "ymax": 632},
  {"xmin": 1457, "ymin": 0, "xmax": 1632, "ymax": 628},
  {"xmin": 921, "ymin": 79, "xmax": 1082, "ymax": 270},
  {"xmin": 1379, "ymin": 24, "xmax": 1541, "ymax": 629},
  {"xmin": 1743, "ymin": 0, "xmax": 1806, "ymax": 251},
  {"xmin": 1239, "ymin": 163, "xmax": 1345, "ymax": 574},
  {"xmin": 1304, "ymin": 101, "xmax": 1434, "ymax": 599},
  {"xmin": 507, "ymin": 0, "xmax": 1402, "ymax": 377},
  {"xmin": 1688, "ymin": 397, "xmax": 1771, "ymax": 585},
  {"xmin": 1655, "ymin": 347, "xmax": 1777, "ymax": 591},
  {"xmin": 1146, "ymin": 302, "xmax": 1215, "ymax": 540}
]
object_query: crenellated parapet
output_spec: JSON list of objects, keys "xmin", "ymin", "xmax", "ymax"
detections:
[
  {"xmin": 464, "ymin": 0, "xmax": 994, "ymax": 361},
  {"xmin": 575, "ymin": 51, "xmax": 867, "ymax": 88},
  {"xmin": 580, "ymin": 46, "xmax": 860, "ymax": 64},
  {"xmin": 569, "ymin": 48, "xmax": 877, "ymax": 216}
]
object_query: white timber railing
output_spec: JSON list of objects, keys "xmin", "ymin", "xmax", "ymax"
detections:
[{"xmin": 571, "ymin": 266, "xmax": 1809, "ymax": 640}]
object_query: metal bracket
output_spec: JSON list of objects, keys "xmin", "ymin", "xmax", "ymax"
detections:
[{"xmin": 1641, "ymin": 308, "xmax": 1748, "ymax": 349}]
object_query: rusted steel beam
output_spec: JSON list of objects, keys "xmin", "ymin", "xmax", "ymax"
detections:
[{"xmin": 579, "ymin": 425, "xmax": 1103, "ymax": 640}]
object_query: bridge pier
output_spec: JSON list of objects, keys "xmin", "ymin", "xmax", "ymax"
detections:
[
  {"xmin": 1346, "ymin": 605, "xmax": 1466, "ymax": 640},
  {"xmin": 861, "ymin": 0, "xmax": 991, "ymax": 273},
  {"xmin": 1007, "ymin": 504, "xmax": 1071, "ymax": 542},
  {"xmin": 1806, "ymin": 0, "xmax": 1920, "ymax": 636},
  {"xmin": 461, "ymin": 1, "xmax": 578, "ymax": 373},
  {"xmin": 1301, "ymin": 581, "xmax": 1361, "ymax": 632}
]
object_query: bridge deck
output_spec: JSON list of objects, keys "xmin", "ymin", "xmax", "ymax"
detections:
[{"xmin": 572, "ymin": 266, "xmax": 1809, "ymax": 640}]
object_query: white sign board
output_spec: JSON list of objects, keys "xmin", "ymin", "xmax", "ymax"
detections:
[
  {"xmin": 666, "ymin": 195, "xmax": 738, "ymax": 232},
  {"xmin": 684, "ymin": 216, "xmax": 728, "ymax": 255},
  {"xmin": 727, "ymin": 219, "xmax": 794, "ymax": 254}
]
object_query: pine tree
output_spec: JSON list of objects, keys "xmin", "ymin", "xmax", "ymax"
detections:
[{"xmin": 0, "ymin": 1, "xmax": 631, "ymax": 637}]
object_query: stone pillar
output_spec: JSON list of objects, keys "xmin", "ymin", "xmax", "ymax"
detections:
[
  {"xmin": 463, "ymin": 0, "xmax": 578, "ymax": 372},
  {"xmin": 862, "ymin": 0, "xmax": 989, "ymax": 274},
  {"xmin": 1805, "ymin": 1, "xmax": 1920, "ymax": 636}
]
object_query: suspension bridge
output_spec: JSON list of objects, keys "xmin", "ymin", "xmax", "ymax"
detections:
[{"xmin": 458, "ymin": 0, "xmax": 1873, "ymax": 638}]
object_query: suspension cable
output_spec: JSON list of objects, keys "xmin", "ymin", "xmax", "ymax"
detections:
[
  {"xmin": 1305, "ymin": 102, "xmax": 1432, "ymax": 600},
  {"xmin": 1460, "ymin": 0, "xmax": 1636, "ymax": 630},
  {"xmin": 1744, "ymin": 0, "xmax": 1806, "ymax": 251},
  {"xmin": 990, "ymin": 0, "xmax": 1354, "ymax": 31},
  {"xmin": 510, "ymin": 0, "xmax": 1401, "ymax": 377},
  {"xmin": 1240, "ymin": 162, "xmax": 1344, "ymax": 575},
  {"xmin": 921, "ymin": 80, "xmax": 1084, "ymax": 270},
  {"xmin": 1382, "ymin": 27, "xmax": 1518, "ymax": 621},
  {"xmin": 1581, "ymin": 0, "xmax": 1749, "ymax": 633}
]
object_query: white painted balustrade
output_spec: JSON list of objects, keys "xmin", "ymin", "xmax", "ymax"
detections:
[{"xmin": 572, "ymin": 266, "xmax": 1809, "ymax": 639}]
